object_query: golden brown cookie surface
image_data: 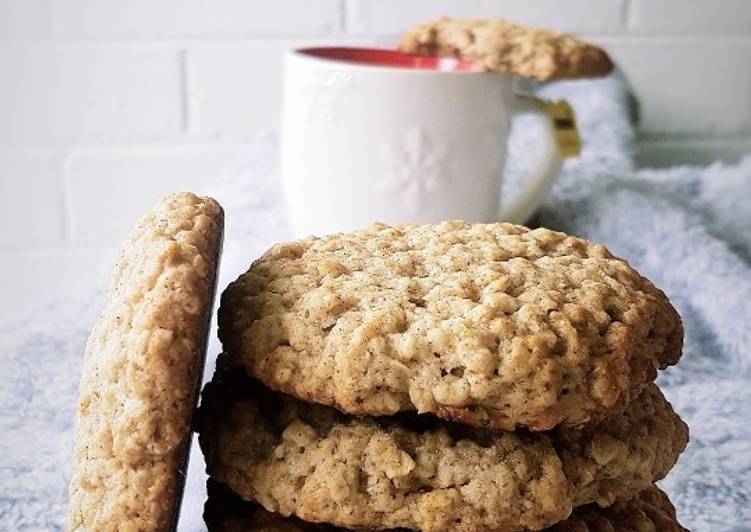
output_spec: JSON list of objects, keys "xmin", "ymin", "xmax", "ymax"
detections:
[
  {"xmin": 219, "ymin": 221, "xmax": 682, "ymax": 431},
  {"xmin": 399, "ymin": 18, "xmax": 613, "ymax": 81},
  {"xmin": 548, "ymin": 485, "xmax": 687, "ymax": 532},
  {"xmin": 67, "ymin": 193, "xmax": 224, "ymax": 531},
  {"xmin": 205, "ymin": 480, "xmax": 349, "ymax": 532},
  {"xmin": 197, "ymin": 359, "xmax": 687, "ymax": 532},
  {"xmin": 205, "ymin": 480, "xmax": 686, "ymax": 532}
]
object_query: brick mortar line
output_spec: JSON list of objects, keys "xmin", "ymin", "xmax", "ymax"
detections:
[
  {"xmin": 179, "ymin": 49, "xmax": 191, "ymax": 134},
  {"xmin": 38, "ymin": 35, "xmax": 363, "ymax": 47},
  {"xmin": 587, "ymin": 35, "xmax": 751, "ymax": 44},
  {"xmin": 2, "ymin": 136, "xmax": 279, "ymax": 153},
  {"xmin": 61, "ymin": 152, "xmax": 77, "ymax": 246},
  {"xmin": 620, "ymin": 0, "xmax": 632, "ymax": 30},
  {"xmin": 337, "ymin": 0, "xmax": 347, "ymax": 33}
]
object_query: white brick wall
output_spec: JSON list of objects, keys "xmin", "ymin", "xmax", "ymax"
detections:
[
  {"xmin": 346, "ymin": 0, "xmax": 626, "ymax": 36},
  {"xmin": 0, "ymin": 45, "xmax": 183, "ymax": 146},
  {"xmin": 627, "ymin": 0, "xmax": 751, "ymax": 35},
  {"xmin": 0, "ymin": 0, "xmax": 48, "ymax": 41},
  {"xmin": 50, "ymin": 0, "xmax": 344, "ymax": 39},
  {"xmin": 0, "ymin": 150, "xmax": 65, "ymax": 245},
  {"xmin": 0, "ymin": 0, "xmax": 750, "ymax": 318},
  {"xmin": 187, "ymin": 45, "xmax": 288, "ymax": 139},
  {"xmin": 186, "ymin": 37, "xmax": 376, "ymax": 139}
]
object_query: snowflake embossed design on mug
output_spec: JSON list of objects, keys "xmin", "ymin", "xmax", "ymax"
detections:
[
  {"xmin": 378, "ymin": 128, "xmax": 449, "ymax": 213},
  {"xmin": 302, "ymin": 69, "xmax": 353, "ymax": 124}
]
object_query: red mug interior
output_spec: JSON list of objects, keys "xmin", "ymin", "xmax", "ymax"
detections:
[{"xmin": 297, "ymin": 47, "xmax": 481, "ymax": 72}]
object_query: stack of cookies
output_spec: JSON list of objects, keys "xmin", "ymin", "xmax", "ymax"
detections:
[{"xmin": 198, "ymin": 221, "xmax": 689, "ymax": 531}]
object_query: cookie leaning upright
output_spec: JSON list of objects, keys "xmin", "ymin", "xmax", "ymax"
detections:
[
  {"xmin": 67, "ymin": 193, "xmax": 223, "ymax": 531},
  {"xmin": 219, "ymin": 221, "xmax": 682, "ymax": 431},
  {"xmin": 398, "ymin": 18, "xmax": 613, "ymax": 81}
]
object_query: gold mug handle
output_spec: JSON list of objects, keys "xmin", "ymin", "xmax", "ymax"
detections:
[{"xmin": 497, "ymin": 96, "xmax": 582, "ymax": 224}]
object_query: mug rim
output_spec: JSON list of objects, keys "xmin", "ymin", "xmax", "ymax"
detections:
[{"xmin": 288, "ymin": 46, "xmax": 487, "ymax": 75}]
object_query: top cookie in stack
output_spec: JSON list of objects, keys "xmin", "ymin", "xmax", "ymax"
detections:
[
  {"xmin": 204, "ymin": 221, "xmax": 687, "ymax": 531},
  {"xmin": 218, "ymin": 221, "xmax": 682, "ymax": 431}
]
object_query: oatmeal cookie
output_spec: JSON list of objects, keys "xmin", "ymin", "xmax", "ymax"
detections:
[
  {"xmin": 67, "ymin": 193, "xmax": 224, "ymax": 531},
  {"xmin": 197, "ymin": 359, "xmax": 687, "ymax": 532},
  {"xmin": 204, "ymin": 480, "xmax": 686, "ymax": 532},
  {"xmin": 219, "ymin": 221, "xmax": 682, "ymax": 431},
  {"xmin": 548, "ymin": 485, "xmax": 687, "ymax": 532},
  {"xmin": 398, "ymin": 18, "xmax": 613, "ymax": 81}
]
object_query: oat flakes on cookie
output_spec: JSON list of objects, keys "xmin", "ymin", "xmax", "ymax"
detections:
[
  {"xmin": 219, "ymin": 221, "xmax": 683, "ymax": 431},
  {"xmin": 204, "ymin": 480, "xmax": 686, "ymax": 532},
  {"xmin": 197, "ymin": 358, "xmax": 687, "ymax": 532},
  {"xmin": 399, "ymin": 18, "xmax": 613, "ymax": 81},
  {"xmin": 548, "ymin": 485, "xmax": 687, "ymax": 532},
  {"xmin": 67, "ymin": 192, "xmax": 224, "ymax": 532}
]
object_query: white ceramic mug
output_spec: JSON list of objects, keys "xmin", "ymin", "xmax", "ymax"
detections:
[{"xmin": 281, "ymin": 47, "xmax": 581, "ymax": 238}]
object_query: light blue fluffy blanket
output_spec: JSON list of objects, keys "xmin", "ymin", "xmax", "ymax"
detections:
[{"xmin": 1, "ymin": 74, "xmax": 749, "ymax": 531}]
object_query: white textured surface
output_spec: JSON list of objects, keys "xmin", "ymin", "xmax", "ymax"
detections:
[
  {"xmin": 1, "ymin": 75, "xmax": 750, "ymax": 532},
  {"xmin": 0, "ymin": 247, "xmax": 114, "ymax": 323}
]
